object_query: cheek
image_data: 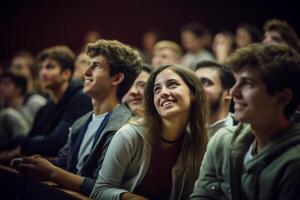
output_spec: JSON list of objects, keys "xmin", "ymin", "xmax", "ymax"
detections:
[{"xmin": 153, "ymin": 95, "xmax": 160, "ymax": 110}]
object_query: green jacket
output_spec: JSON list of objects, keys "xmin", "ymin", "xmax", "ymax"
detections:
[{"xmin": 190, "ymin": 123, "xmax": 300, "ymax": 200}]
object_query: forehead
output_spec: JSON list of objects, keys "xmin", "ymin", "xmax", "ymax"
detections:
[
  {"xmin": 40, "ymin": 58, "xmax": 60, "ymax": 66},
  {"xmin": 136, "ymin": 71, "xmax": 150, "ymax": 81},
  {"xmin": 195, "ymin": 67, "xmax": 220, "ymax": 79},
  {"xmin": 90, "ymin": 55, "xmax": 108, "ymax": 64},
  {"xmin": 154, "ymin": 48, "xmax": 175, "ymax": 56},
  {"xmin": 234, "ymin": 67, "xmax": 263, "ymax": 82},
  {"xmin": 154, "ymin": 68, "xmax": 184, "ymax": 84}
]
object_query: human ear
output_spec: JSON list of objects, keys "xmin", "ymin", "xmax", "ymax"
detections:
[
  {"xmin": 62, "ymin": 69, "xmax": 72, "ymax": 81},
  {"xmin": 224, "ymin": 90, "xmax": 232, "ymax": 101},
  {"xmin": 112, "ymin": 73, "xmax": 124, "ymax": 86},
  {"xmin": 278, "ymin": 88, "xmax": 293, "ymax": 106}
]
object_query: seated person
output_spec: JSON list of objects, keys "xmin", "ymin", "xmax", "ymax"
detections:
[
  {"xmin": 11, "ymin": 39, "xmax": 142, "ymax": 196},
  {"xmin": 0, "ymin": 72, "xmax": 30, "ymax": 145},
  {"xmin": 122, "ymin": 64, "xmax": 153, "ymax": 114},
  {"xmin": 194, "ymin": 60, "xmax": 236, "ymax": 137},
  {"xmin": 90, "ymin": 64, "xmax": 208, "ymax": 200},
  {"xmin": 151, "ymin": 40, "xmax": 182, "ymax": 68},
  {"xmin": 191, "ymin": 43, "xmax": 300, "ymax": 200},
  {"xmin": 0, "ymin": 46, "xmax": 92, "ymax": 160}
]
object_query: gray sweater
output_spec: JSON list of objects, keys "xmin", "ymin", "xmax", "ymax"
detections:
[{"xmin": 90, "ymin": 124, "xmax": 194, "ymax": 200}]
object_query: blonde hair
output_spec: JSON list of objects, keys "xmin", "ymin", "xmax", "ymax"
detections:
[{"xmin": 153, "ymin": 40, "xmax": 182, "ymax": 59}]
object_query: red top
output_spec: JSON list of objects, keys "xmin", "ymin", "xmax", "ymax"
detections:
[{"xmin": 133, "ymin": 142, "xmax": 182, "ymax": 199}]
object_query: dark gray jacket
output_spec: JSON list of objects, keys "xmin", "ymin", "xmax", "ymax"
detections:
[{"xmin": 53, "ymin": 103, "xmax": 132, "ymax": 195}]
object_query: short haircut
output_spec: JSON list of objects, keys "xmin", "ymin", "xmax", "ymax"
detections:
[
  {"xmin": 226, "ymin": 43, "xmax": 300, "ymax": 118},
  {"xmin": 181, "ymin": 22, "xmax": 209, "ymax": 38},
  {"xmin": 142, "ymin": 63, "xmax": 153, "ymax": 74},
  {"xmin": 37, "ymin": 45, "xmax": 75, "ymax": 75},
  {"xmin": 264, "ymin": 19, "xmax": 299, "ymax": 51},
  {"xmin": 238, "ymin": 23, "xmax": 262, "ymax": 43},
  {"xmin": 13, "ymin": 51, "xmax": 38, "ymax": 78},
  {"xmin": 153, "ymin": 40, "xmax": 182, "ymax": 59},
  {"xmin": 87, "ymin": 39, "xmax": 143, "ymax": 101},
  {"xmin": 195, "ymin": 60, "xmax": 236, "ymax": 90},
  {"xmin": 1, "ymin": 71, "xmax": 27, "ymax": 95}
]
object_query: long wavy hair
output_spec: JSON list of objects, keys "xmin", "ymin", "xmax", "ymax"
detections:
[{"xmin": 143, "ymin": 64, "xmax": 208, "ymax": 180}]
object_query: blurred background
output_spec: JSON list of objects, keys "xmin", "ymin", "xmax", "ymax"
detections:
[{"xmin": 0, "ymin": 0, "xmax": 298, "ymax": 64}]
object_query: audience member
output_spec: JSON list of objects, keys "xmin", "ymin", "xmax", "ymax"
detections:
[
  {"xmin": 235, "ymin": 23, "xmax": 262, "ymax": 49},
  {"xmin": 191, "ymin": 43, "xmax": 300, "ymax": 200},
  {"xmin": 91, "ymin": 64, "xmax": 208, "ymax": 200},
  {"xmin": 263, "ymin": 18, "xmax": 299, "ymax": 51},
  {"xmin": 212, "ymin": 31, "xmax": 236, "ymax": 63},
  {"xmin": 10, "ymin": 51, "xmax": 47, "ymax": 125},
  {"xmin": 194, "ymin": 60, "xmax": 236, "ymax": 137},
  {"xmin": 11, "ymin": 39, "xmax": 142, "ymax": 196},
  {"xmin": 151, "ymin": 40, "xmax": 182, "ymax": 68},
  {"xmin": 0, "ymin": 45, "xmax": 92, "ymax": 160},
  {"xmin": 73, "ymin": 50, "xmax": 90, "ymax": 83},
  {"xmin": 181, "ymin": 23, "xmax": 214, "ymax": 69},
  {"xmin": 0, "ymin": 72, "xmax": 30, "ymax": 145},
  {"xmin": 141, "ymin": 30, "xmax": 161, "ymax": 63},
  {"xmin": 123, "ymin": 64, "xmax": 153, "ymax": 114}
]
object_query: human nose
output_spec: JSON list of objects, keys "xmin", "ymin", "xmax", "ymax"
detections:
[
  {"xmin": 84, "ymin": 65, "xmax": 92, "ymax": 76},
  {"xmin": 230, "ymin": 83, "xmax": 241, "ymax": 99},
  {"xmin": 160, "ymin": 86, "xmax": 170, "ymax": 98}
]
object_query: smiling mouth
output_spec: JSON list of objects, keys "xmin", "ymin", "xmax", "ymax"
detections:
[
  {"xmin": 160, "ymin": 99, "xmax": 176, "ymax": 107},
  {"xmin": 84, "ymin": 79, "xmax": 93, "ymax": 84}
]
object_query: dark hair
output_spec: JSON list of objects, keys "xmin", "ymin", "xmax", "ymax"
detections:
[
  {"xmin": 181, "ymin": 22, "xmax": 209, "ymax": 38},
  {"xmin": 142, "ymin": 63, "xmax": 153, "ymax": 74},
  {"xmin": 238, "ymin": 23, "xmax": 262, "ymax": 43},
  {"xmin": 37, "ymin": 45, "xmax": 75, "ymax": 76},
  {"xmin": 87, "ymin": 39, "xmax": 143, "ymax": 101},
  {"xmin": 195, "ymin": 60, "xmax": 236, "ymax": 90},
  {"xmin": 227, "ymin": 43, "xmax": 300, "ymax": 118},
  {"xmin": 1, "ymin": 71, "xmax": 27, "ymax": 95},
  {"xmin": 264, "ymin": 19, "xmax": 299, "ymax": 51},
  {"xmin": 144, "ymin": 64, "xmax": 208, "ymax": 180}
]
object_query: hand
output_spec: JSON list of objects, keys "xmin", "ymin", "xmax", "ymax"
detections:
[
  {"xmin": 120, "ymin": 192, "xmax": 149, "ymax": 200},
  {"xmin": 12, "ymin": 155, "xmax": 58, "ymax": 181},
  {"xmin": 0, "ymin": 146, "xmax": 21, "ymax": 162}
]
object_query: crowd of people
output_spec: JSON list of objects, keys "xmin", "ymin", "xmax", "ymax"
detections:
[{"xmin": 0, "ymin": 18, "xmax": 300, "ymax": 200}]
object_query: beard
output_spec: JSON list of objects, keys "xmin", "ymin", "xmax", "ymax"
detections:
[{"xmin": 209, "ymin": 92, "xmax": 223, "ymax": 116}]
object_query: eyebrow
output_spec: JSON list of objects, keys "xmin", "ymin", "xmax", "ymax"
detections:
[
  {"xmin": 154, "ymin": 78, "xmax": 178, "ymax": 87},
  {"xmin": 239, "ymin": 77, "xmax": 257, "ymax": 83}
]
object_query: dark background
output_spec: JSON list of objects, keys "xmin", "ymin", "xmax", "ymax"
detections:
[{"xmin": 1, "ymin": 0, "xmax": 299, "ymax": 64}]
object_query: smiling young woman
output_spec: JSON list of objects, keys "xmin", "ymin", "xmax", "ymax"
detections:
[{"xmin": 91, "ymin": 64, "xmax": 208, "ymax": 200}]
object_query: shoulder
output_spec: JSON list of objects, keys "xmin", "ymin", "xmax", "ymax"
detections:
[{"xmin": 114, "ymin": 124, "xmax": 145, "ymax": 142}]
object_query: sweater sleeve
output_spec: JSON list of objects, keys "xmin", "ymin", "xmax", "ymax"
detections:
[
  {"xmin": 90, "ymin": 125, "xmax": 136, "ymax": 200},
  {"xmin": 190, "ymin": 128, "xmax": 234, "ymax": 200},
  {"xmin": 278, "ymin": 160, "xmax": 300, "ymax": 200},
  {"xmin": 20, "ymin": 91, "xmax": 91, "ymax": 156}
]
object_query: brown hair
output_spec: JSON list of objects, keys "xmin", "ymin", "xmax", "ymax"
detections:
[
  {"xmin": 87, "ymin": 39, "xmax": 143, "ymax": 101},
  {"xmin": 227, "ymin": 43, "xmax": 300, "ymax": 118},
  {"xmin": 264, "ymin": 19, "xmax": 299, "ymax": 51},
  {"xmin": 144, "ymin": 64, "xmax": 208, "ymax": 180}
]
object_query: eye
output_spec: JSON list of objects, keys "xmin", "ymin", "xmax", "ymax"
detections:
[
  {"xmin": 200, "ymin": 78, "xmax": 213, "ymax": 87},
  {"xmin": 168, "ymin": 81, "xmax": 179, "ymax": 88},
  {"xmin": 137, "ymin": 82, "xmax": 146, "ymax": 89},
  {"xmin": 153, "ymin": 86, "xmax": 161, "ymax": 94},
  {"xmin": 91, "ymin": 63, "xmax": 102, "ymax": 71}
]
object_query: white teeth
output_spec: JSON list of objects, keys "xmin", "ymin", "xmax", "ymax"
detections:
[
  {"xmin": 161, "ymin": 100, "xmax": 174, "ymax": 107},
  {"xmin": 85, "ymin": 80, "xmax": 92, "ymax": 84}
]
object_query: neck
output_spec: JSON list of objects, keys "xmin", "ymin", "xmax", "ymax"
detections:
[
  {"xmin": 9, "ymin": 96, "xmax": 24, "ymax": 110},
  {"xmin": 251, "ymin": 117, "xmax": 292, "ymax": 152},
  {"xmin": 160, "ymin": 112, "xmax": 188, "ymax": 148},
  {"xmin": 209, "ymin": 105, "xmax": 230, "ymax": 125},
  {"xmin": 92, "ymin": 95, "xmax": 119, "ymax": 115},
  {"xmin": 50, "ymin": 81, "xmax": 69, "ymax": 103}
]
